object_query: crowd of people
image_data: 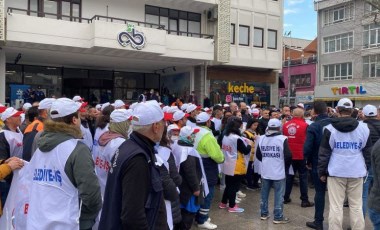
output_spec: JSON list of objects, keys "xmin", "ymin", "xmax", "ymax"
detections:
[{"xmin": 0, "ymin": 96, "xmax": 378, "ymax": 230}]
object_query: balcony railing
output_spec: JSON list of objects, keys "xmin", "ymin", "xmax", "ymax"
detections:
[
  {"xmin": 7, "ymin": 7, "xmax": 214, "ymax": 39},
  {"xmin": 283, "ymin": 56, "xmax": 317, "ymax": 67}
]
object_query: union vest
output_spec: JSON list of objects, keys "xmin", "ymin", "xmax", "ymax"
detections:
[
  {"xmin": 258, "ymin": 135, "xmax": 287, "ymax": 180},
  {"xmin": 93, "ymin": 137, "xmax": 125, "ymax": 198},
  {"xmin": 325, "ymin": 123, "xmax": 369, "ymax": 178},
  {"xmin": 27, "ymin": 139, "xmax": 80, "ymax": 230},
  {"xmin": 80, "ymin": 124, "xmax": 93, "ymax": 151},
  {"xmin": 92, "ymin": 126, "xmax": 109, "ymax": 158},
  {"xmin": 222, "ymin": 134, "xmax": 247, "ymax": 176},
  {"xmin": 1, "ymin": 128, "xmax": 23, "ymax": 158}
]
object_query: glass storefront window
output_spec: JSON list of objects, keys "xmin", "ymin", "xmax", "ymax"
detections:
[
  {"xmin": 114, "ymin": 72, "xmax": 145, "ymax": 101},
  {"xmin": 209, "ymin": 80, "xmax": 271, "ymax": 107},
  {"xmin": 23, "ymin": 65, "xmax": 62, "ymax": 98},
  {"xmin": 63, "ymin": 68, "xmax": 88, "ymax": 79},
  {"xmin": 44, "ymin": 0, "xmax": 58, "ymax": 19},
  {"xmin": 160, "ymin": 73, "xmax": 190, "ymax": 104}
]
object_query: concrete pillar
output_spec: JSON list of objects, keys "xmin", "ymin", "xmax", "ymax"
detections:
[
  {"xmin": 193, "ymin": 65, "xmax": 205, "ymax": 106},
  {"xmin": 0, "ymin": 49, "xmax": 5, "ymax": 104},
  {"xmin": 270, "ymin": 71, "xmax": 279, "ymax": 107}
]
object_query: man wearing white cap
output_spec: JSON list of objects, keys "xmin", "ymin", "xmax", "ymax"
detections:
[
  {"xmin": 0, "ymin": 107, "xmax": 23, "ymax": 205},
  {"xmin": 26, "ymin": 98, "xmax": 102, "ymax": 230},
  {"xmin": 361, "ymin": 105, "xmax": 380, "ymax": 219},
  {"xmin": 318, "ymin": 98, "xmax": 372, "ymax": 230},
  {"xmin": 23, "ymin": 98, "xmax": 56, "ymax": 161},
  {"xmin": 256, "ymin": 118, "xmax": 292, "ymax": 224},
  {"xmin": 100, "ymin": 100, "xmax": 167, "ymax": 229},
  {"xmin": 112, "ymin": 99, "xmax": 126, "ymax": 109},
  {"xmin": 186, "ymin": 104, "xmax": 200, "ymax": 128},
  {"xmin": 194, "ymin": 112, "xmax": 224, "ymax": 229},
  {"xmin": 73, "ymin": 95, "xmax": 84, "ymax": 102},
  {"xmin": 173, "ymin": 110, "xmax": 190, "ymax": 129}
]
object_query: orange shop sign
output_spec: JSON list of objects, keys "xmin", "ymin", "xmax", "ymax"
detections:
[{"xmin": 227, "ymin": 82, "xmax": 255, "ymax": 94}]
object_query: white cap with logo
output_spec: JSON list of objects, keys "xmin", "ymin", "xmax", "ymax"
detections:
[
  {"xmin": 196, "ymin": 112, "xmax": 211, "ymax": 123},
  {"xmin": 173, "ymin": 110, "xmax": 189, "ymax": 122},
  {"xmin": 181, "ymin": 103, "xmax": 189, "ymax": 111},
  {"xmin": 337, "ymin": 98, "xmax": 353, "ymax": 109},
  {"xmin": 167, "ymin": 124, "xmax": 180, "ymax": 132},
  {"xmin": 132, "ymin": 100, "xmax": 164, "ymax": 126},
  {"xmin": 1, "ymin": 107, "xmax": 23, "ymax": 121},
  {"xmin": 72, "ymin": 96, "xmax": 84, "ymax": 102},
  {"xmin": 23, "ymin": 103, "xmax": 32, "ymax": 111},
  {"xmin": 179, "ymin": 126, "xmax": 200, "ymax": 138},
  {"xmin": 101, "ymin": 102, "xmax": 111, "ymax": 111},
  {"xmin": 110, "ymin": 109, "xmax": 133, "ymax": 122},
  {"xmin": 186, "ymin": 104, "xmax": 197, "ymax": 113},
  {"xmin": 38, "ymin": 98, "xmax": 56, "ymax": 110},
  {"xmin": 112, "ymin": 99, "xmax": 125, "ymax": 109},
  {"xmin": 363, "ymin": 104, "xmax": 377, "ymax": 117},
  {"xmin": 268, "ymin": 118, "xmax": 281, "ymax": 128},
  {"xmin": 50, "ymin": 98, "xmax": 81, "ymax": 119}
]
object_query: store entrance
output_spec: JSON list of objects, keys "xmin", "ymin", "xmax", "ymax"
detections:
[{"xmin": 62, "ymin": 78, "xmax": 113, "ymax": 106}]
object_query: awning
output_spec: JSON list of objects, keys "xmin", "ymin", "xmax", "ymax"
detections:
[{"xmin": 315, "ymin": 96, "xmax": 380, "ymax": 101}]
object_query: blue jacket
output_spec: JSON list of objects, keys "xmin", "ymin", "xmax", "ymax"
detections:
[{"xmin": 303, "ymin": 114, "xmax": 332, "ymax": 172}]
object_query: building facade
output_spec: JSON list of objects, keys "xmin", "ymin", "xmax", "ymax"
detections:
[
  {"xmin": 315, "ymin": 0, "xmax": 380, "ymax": 108},
  {"xmin": 279, "ymin": 38, "xmax": 317, "ymax": 107},
  {"xmin": 1, "ymin": 0, "xmax": 283, "ymax": 107}
]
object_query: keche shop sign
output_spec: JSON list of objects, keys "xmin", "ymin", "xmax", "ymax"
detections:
[{"xmin": 227, "ymin": 82, "xmax": 255, "ymax": 94}]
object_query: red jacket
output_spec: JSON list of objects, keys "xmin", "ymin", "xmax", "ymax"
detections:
[{"xmin": 283, "ymin": 117, "xmax": 308, "ymax": 160}]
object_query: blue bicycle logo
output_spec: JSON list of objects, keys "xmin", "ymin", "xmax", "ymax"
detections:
[{"xmin": 117, "ymin": 24, "xmax": 146, "ymax": 50}]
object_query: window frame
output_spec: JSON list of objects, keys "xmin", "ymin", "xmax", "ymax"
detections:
[
  {"xmin": 230, "ymin": 23, "xmax": 235, "ymax": 45},
  {"xmin": 238, "ymin": 25, "xmax": 250, "ymax": 46},
  {"xmin": 323, "ymin": 62, "xmax": 353, "ymax": 81},
  {"xmin": 323, "ymin": 3, "xmax": 354, "ymax": 26},
  {"xmin": 363, "ymin": 54, "xmax": 380, "ymax": 78},
  {"xmin": 267, "ymin": 29, "xmax": 278, "ymax": 49},
  {"xmin": 323, "ymin": 32, "xmax": 354, "ymax": 53},
  {"xmin": 253, "ymin": 27, "xmax": 264, "ymax": 48},
  {"xmin": 28, "ymin": 0, "xmax": 82, "ymax": 21}
]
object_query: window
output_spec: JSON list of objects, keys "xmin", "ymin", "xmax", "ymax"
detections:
[
  {"xmin": 28, "ymin": 0, "xmax": 82, "ymax": 21},
  {"xmin": 230, "ymin": 24, "xmax": 235, "ymax": 44},
  {"xmin": 323, "ymin": 32, "xmax": 353, "ymax": 53},
  {"xmin": 365, "ymin": 3, "xmax": 379, "ymax": 14},
  {"xmin": 363, "ymin": 23, "xmax": 380, "ymax": 48},
  {"xmin": 253, "ymin": 27, "xmax": 264, "ymax": 48},
  {"xmin": 323, "ymin": 63, "xmax": 353, "ymax": 81},
  {"xmin": 290, "ymin": 74, "xmax": 311, "ymax": 88},
  {"xmin": 323, "ymin": 3, "xmax": 354, "ymax": 26},
  {"xmin": 145, "ymin": 5, "xmax": 201, "ymax": 36},
  {"xmin": 268, "ymin": 29, "xmax": 277, "ymax": 49},
  {"xmin": 363, "ymin": 54, "xmax": 380, "ymax": 78},
  {"xmin": 239, "ymin": 25, "xmax": 249, "ymax": 46}
]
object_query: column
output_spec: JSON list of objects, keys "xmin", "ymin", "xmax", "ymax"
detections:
[{"xmin": 0, "ymin": 49, "xmax": 5, "ymax": 104}]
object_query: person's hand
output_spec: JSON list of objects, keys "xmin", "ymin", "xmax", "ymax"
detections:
[
  {"xmin": 6, "ymin": 157, "xmax": 24, "ymax": 171},
  {"xmin": 320, "ymin": 176, "xmax": 326, "ymax": 183},
  {"xmin": 193, "ymin": 190, "xmax": 200, "ymax": 197}
]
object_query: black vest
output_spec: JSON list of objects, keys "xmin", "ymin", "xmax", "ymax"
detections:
[{"xmin": 99, "ymin": 133, "xmax": 163, "ymax": 230}]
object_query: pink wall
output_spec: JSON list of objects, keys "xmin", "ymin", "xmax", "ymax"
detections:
[{"xmin": 279, "ymin": 63, "xmax": 316, "ymax": 97}]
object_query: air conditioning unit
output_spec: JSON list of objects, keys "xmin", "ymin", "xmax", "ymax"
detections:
[{"xmin": 207, "ymin": 8, "xmax": 218, "ymax": 21}]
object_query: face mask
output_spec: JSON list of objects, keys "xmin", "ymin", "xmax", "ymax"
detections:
[{"xmin": 171, "ymin": 136, "xmax": 179, "ymax": 141}]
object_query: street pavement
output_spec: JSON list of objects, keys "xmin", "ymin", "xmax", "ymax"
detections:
[{"xmin": 197, "ymin": 184, "xmax": 373, "ymax": 230}]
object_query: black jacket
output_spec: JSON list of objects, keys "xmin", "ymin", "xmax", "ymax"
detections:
[
  {"xmin": 258, "ymin": 118, "xmax": 269, "ymax": 135},
  {"xmin": 159, "ymin": 153, "xmax": 182, "ymax": 224},
  {"xmin": 363, "ymin": 118, "xmax": 380, "ymax": 147},
  {"xmin": 303, "ymin": 114, "xmax": 332, "ymax": 171},
  {"xmin": 99, "ymin": 132, "xmax": 166, "ymax": 230},
  {"xmin": 369, "ymin": 139, "xmax": 380, "ymax": 212},
  {"xmin": 177, "ymin": 141, "xmax": 203, "ymax": 206},
  {"xmin": 318, "ymin": 117, "xmax": 372, "ymax": 178}
]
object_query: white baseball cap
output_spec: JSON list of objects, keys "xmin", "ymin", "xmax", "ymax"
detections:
[
  {"xmin": 196, "ymin": 112, "xmax": 211, "ymax": 123},
  {"xmin": 251, "ymin": 104, "xmax": 257, "ymax": 109},
  {"xmin": 168, "ymin": 106, "xmax": 180, "ymax": 114},
  {"xmin": 130, "ymin": 102, "xmax": 138, "ymax": 110},
  {"xmin": 50, "ymin": 98, "xmax": 81, "ymax": 119},
  {"xmin": 363, "ymin": 104, "xmax": 377, "ymax": 117},
  {"xmin": 95, "ymin": 104, "xmax": 102, "ymax": 111},
  {"xmin": 101, "ymin": 102, "xmax": 111, "ymax": 111},
  {"xmin": 112, "ymin": 99, "xmax": 125, "ymax": 109},
  {"xmin": 181, "ymin": 103, "xmax": 189, "ymax": 111},
  {"xmin": 1, "ymin": 107, "xmax": 23, "ymax": 121},
  {"xmin": 38, "ymin": 98, "xmax": 56, "ymax": 110},
  {"xmin": 179, "ymin": 126, "xmax": 200, "ymax": 138},
  {"xmin": 72, "ymin": 95, "xmax": 84, "ymax": 102},
  {"xmin": 110, "ymin": 109, "xmax": 133, "ymax": 122},
  {"xmin": 167, "ymin": 124, "xmax": 180, "ymax": 132},
  {"xmin": 337, "ymin": 98, "xmax": 353, "ymax": 109},
  {"xmin": 223, "ymin": 104, "xmax": 230, "ymax": 108},
  {"xmin": 132, "ymin": 100, "xmax": 164, "ymax": 126},
  {"xmin": 251, "ymin": 108, "xmax": 260, "ymax": 115},
  {"xmin": 268, "ymin": 118, "xmax": 281, "ymax": 128},
  {"xmin": 22, "ymin": 103, "xmax": 32, "ymax": 111},
  {"xmin": 186, "ymin": 104, "xmax": 197, "ymax": 113},
  {"xmin": 297, "ymin": 103, "xmax": 305, "ymax": 109},
  {"xmin": 173, "ymin": 110, "xmax": 189, "ymax": 122},
  {"xmin": 162, "ymin": 106, "xmax": 170, "ymax": 113},
  {"xmin": 203, "ymin": 107, "xmax": 211, "ymax": 112}
]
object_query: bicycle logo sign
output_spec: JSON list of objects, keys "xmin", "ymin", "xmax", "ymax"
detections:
[{"xmin": 117, "ymin": 24, "xmax": 146, "ymax": 50}]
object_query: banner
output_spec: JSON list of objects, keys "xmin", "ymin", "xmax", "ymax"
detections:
[{"xmin": 9, "ymin": 84, "xmax": 30, "ymax": 107}]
